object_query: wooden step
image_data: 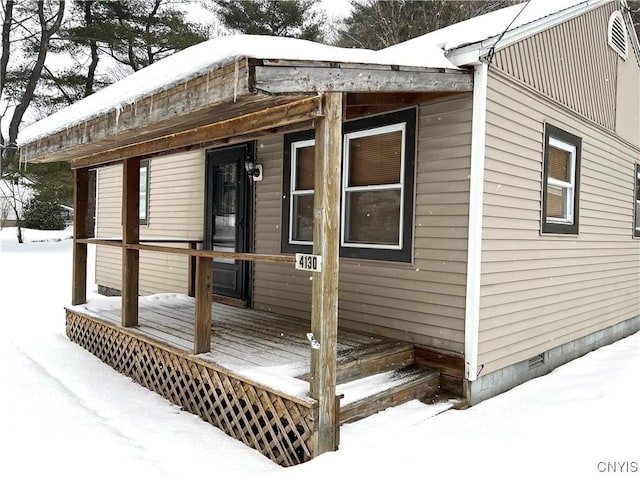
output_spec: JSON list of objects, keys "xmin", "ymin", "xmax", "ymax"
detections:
[
  {"xmin": 297, "ymin": 340, "xmax": 415, "ymax": 384},
  {"xmin": 338, "ymin": 365, "xmax": 440, "ymax": 424},
  {"xmin": 336, "ymin": 341, "xmax": 416, "ymax": 384}
]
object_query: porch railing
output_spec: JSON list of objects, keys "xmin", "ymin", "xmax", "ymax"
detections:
[{"xmin": 76, "ymin": 237, "xmax": 295, "ymax": 354}]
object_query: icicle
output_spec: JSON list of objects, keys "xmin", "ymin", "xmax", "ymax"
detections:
[
  {"xmin": 206, "ymin": 71, "xmax": 210, "ymax": 93},
  {"xmin": 115, "ymin": 106, "xmax": 121, "ymax": 128},
  {"xmin": 234, "ymin": 57, "xmax": 239, "ymax": 102}
]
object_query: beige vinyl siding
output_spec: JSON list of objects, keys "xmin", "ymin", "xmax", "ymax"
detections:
[
  {"xmin": 493, "ymin": 3, "xmax": 618, "ymax": 130},
  {"xmin": 95, "ymin": 151, "xmax": 205, "ymax": 295},
  {"xmin": 615, "ymin": 45, "xmax": 640, "ymax": 146},
  {"xmin": 479, "ymin": 69, "xmax": 640, "ymax": 375},
  {"xmin": 253, "ymin": 95, "xmax": 473, "ymax": 352}
]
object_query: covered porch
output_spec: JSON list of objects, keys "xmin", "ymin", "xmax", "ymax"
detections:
[
  {"xmin": 19, "ymin": 50, "xmax": 472, "ymax": 466},
  {"xmin": 65, "ymin": 296, "xmax": 452, "ymax": 466}
]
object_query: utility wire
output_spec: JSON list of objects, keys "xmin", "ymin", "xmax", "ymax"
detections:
[{"xmin": 487, "ymin": 0, "xmax": 532, "ymax": 67}]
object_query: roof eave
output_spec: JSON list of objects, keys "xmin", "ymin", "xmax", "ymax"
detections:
[
  {"xmin": 20, "ymin": 59, "xmax": 473, "ymax": 165},
  {"xmin": 446, "ymin": 0, "xmax": 612, "ymax": 66}
]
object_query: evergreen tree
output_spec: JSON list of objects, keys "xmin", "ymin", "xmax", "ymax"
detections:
[
  {"xmin": 335, "ymin": 0, "xmax": 518, "ymax": 50},
  {"xmin": 1, "ymin": 0, "xmax": 209, "ymax": 240},
  {"xmin": 214, "ymin": 0, "xmax": 325, "ymax": 41},
  {"xmin": 22, "ymin": 195, "xmax": 67, "ymax": 230},
  {"xmin": 65, "ymin": 0, "xmax": 209, "ymax": 72}
]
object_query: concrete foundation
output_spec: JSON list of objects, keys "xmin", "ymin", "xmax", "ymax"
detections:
[{"xmin": 468, "ymin": 315, "xmax": 640, "ymax": 405}]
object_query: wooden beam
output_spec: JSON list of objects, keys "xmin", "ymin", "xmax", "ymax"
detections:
[
  {"xmin": 255, "ymin": 65, "xmax": 473, "ymax": 94},
  {"xmin": 71, "ymin": 168, "xmax": 89, "ymax": 306},
  {"xmin": 346, "ymin": 92, "xmax": 453, "ymax": 106},
  {"xmin": 20, "ymin": 60, "xmax": 252, "ymax": 165},
  {"xmin": 310, "ymin": 92, "xmax": 343, "ymax": 456},
  {"xmin": 70, "ymin": 96, "xmax": 322, "ymax": 169},
  {"xmin": 188, "ymin": 242, "xmax": 197, "ymax": 298},
  {"xmin": 122, "ymin": 158, "xmax": 140, "ymax": 328},
  {"xmin": 74, "ymin": 239, "xmax": 296, "ymax": 264},
  {"xmin": 194, "ymin": 256, "xmax": 213, "ymax": 354},
  {"xmin": 126, "ymin": 243, "xmax": 295, "ymax": 264}
]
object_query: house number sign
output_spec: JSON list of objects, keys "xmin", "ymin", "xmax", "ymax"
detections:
[{"xmin": 295, "ymin": 253, "xmax": 322, "ymax": 272}]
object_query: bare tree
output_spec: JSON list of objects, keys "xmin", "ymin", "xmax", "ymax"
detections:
[
  {"xmin": 0, "ymin": 0, "xmax": 65, "ymax": 242},
  {"xmin": 0, "ymin": 177, "xmax": 30, "ymax": 241},
  {"xmin": 0, "ymin": 0, "xmax": 14, "ymax": 164},
  {"xmin": 0, "ymin": 194, "xmax": 10, "ymax": 229},
  {"xmin": 4, "ymin": 1, "xmax": 65, "ymax": 159},
  {"xmin": 628, "ymin": 1, "xmax": 640, "ymax": 39},
  {"xmin": 335, "ymin": 0, "xmax": 518, "ymax": 49}
]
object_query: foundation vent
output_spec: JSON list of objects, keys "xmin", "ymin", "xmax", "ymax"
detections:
[{"xmin": 528, "ymin": 353, "xmax": 545, "ymax": 370}]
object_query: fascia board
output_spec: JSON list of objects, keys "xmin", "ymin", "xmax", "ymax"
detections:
[{"xmin": 447, "ymin": 0, "xmax": 612, "ymax": 66}]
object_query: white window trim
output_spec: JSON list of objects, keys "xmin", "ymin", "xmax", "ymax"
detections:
[
  {"xmin": 546, "ymin": 136, "xmax": 576, "ymax": 225},
  {"xmin": 341, "ymin": 122, "xmax": 406, "ymax": 250},
  {"xmin": 288, "ymin": 139, "xmax": 315, "ymax": 246},
  {"xmin": 139, "ymin": 160, "xmax": 149, "ymax": 226}
]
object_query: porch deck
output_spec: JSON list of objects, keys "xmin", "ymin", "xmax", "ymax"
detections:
[
  {"xmin": 70, "ymin": 295, "xmax": 416, "ymax": 396},
  {"xmin": 66, "ymin": 295, "xmax": 448, "ymax": 465}
]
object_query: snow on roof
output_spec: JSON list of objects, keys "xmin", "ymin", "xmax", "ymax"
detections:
[
  {"xmin": 17, "ymin": 34, "xmax": 453, "ymax": 146},
  {"xmin": 382, "ymin": 0, "xmax": 606, "ymax": 57}
]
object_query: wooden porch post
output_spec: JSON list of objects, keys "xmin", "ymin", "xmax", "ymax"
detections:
[
  {"xmin": 193, "ymin": 256, "xmax": 213, "ymax": 354},
  {"xmin": 72, "ymin": 168, "xmax": 89, "ymax": 305},
  {"xmin": 122, "ymin": 158, "xmax": 140, "ymax": 327},
  {"xmin": 310, "ymin": 92, "xmax": 343, "ymax": 455}
]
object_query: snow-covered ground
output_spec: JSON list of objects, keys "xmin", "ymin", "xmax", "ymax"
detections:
[{"xmin": 1, "ymin": 227, "xmax": 638, "ymax": 479}]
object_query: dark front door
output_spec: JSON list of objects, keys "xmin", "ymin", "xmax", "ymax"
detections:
[{"xmin": 205, "ymin": 144, "xmax": 253, "ymax": 302}]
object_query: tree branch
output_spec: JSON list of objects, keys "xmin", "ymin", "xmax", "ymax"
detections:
[{"xmin": 7, "ymin": 0, "xmax": 65, "ymax": 150}]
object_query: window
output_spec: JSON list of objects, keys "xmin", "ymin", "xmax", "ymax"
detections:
[
  {"xmin": 541, "ymin": 124, "xmax": 581, "ymax": 234},
  {"xmin": 289, "ymin": 138, "xmax": 315, "ymax": 244},
  {"xmin": 282, "ymin": 109, "xmax": 416, "ymax": 262},
  {"xmin": 342, "ymin": 124, "xmax": 405, "ymax": 249},
  {"xmin": 139, "ymin": 159, "xmax": 149, "ymax": 225},
  {"xmin": 634, "ymin": 164, "xmax": 640, "ymax": 238}
]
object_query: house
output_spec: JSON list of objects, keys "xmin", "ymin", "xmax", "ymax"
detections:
[
  {"xmin": 18, "ymin": 0, "xmax": 640, "ymax": 466},
  {"xmin": 0, "ymin": 177, "xmax": 32, "ymax": 228}
]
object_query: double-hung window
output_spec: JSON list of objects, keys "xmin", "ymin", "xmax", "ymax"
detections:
[
  {"xmin": 342, "ymin": 124, "xmax": 405, "ymax": 250},
  {"xmin": 282, "ymin": 109, "xmax": 416, "ymax": 262},
  {"xmin": 634, "ymin": 164, "xmax": 640, "ymax": 238},
  {"xmin": 541, "ymin": 124, "xmax": 581, "ymax": 234},
  {"xmin": 288, "ymin": 139, "xmax": 315, "ymax": 244}
]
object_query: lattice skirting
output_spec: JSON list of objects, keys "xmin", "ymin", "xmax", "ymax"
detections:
[{"xmin": 66, "ymin": 309, "xmax": 317, "ymax": 466}]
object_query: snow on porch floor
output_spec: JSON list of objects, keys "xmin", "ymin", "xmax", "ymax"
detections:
[{"xmin": 68, "ymin": 293, "xmax": 418, "ymax": 404}]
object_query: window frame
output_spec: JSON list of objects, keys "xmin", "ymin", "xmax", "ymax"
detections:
[
  {"xmin": 634, "ymin": 163, "xmax": 640, "ymax": 238},
  {"xmin": 139, "ymin": 159, "xmax": 150, "ymax": 226},
  {"xmin": 341, "ymin": 122, "xmax": 406, "ymax": 251},
  {"xmin": 282, "ymin": 130, "xmax": 315, "ymax": 253},
  {"xmin": 541, "ymin": 124, "xmax": 581, "ymax": 235},
  {"xmin": 288, "ymin": 138, "xmax": 316, "ymax": 246},
  {"xmin": 281, "ymin": 108, "xmax": 416, "ymax": 262}
]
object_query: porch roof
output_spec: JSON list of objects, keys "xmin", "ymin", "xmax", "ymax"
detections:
[{"xmin": 17, "ymin": 35, "xmax": 472, "ymax": 168}]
